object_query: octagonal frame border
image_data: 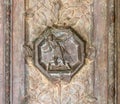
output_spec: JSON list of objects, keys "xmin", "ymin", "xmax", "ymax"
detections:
[{"xmin": 33, "ymin": 26, "xmax": 85, "ymax": 81}]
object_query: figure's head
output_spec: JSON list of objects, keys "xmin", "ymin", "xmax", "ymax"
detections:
[{"xmin": 47, "ymin": 34, "xmax": 54, "ymax": 41}]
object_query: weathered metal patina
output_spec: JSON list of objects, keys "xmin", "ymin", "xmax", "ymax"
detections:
[{"xmin": 34, "ymin": 27, "xmax": 85, "ymax": 81}]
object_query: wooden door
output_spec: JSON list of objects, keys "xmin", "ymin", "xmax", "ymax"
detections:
[{"xmin": 0, "ymin": 0, "xmax": 118, "ymax": 104}]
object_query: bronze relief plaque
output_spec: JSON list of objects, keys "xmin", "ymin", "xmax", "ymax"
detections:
[
  {"xmin": 34, "ymin": 27, "xmax": 85, "ymax": 81},
  {"xmin": 0, "ymin": 0, "xmax": 115, "ymax": 103}
]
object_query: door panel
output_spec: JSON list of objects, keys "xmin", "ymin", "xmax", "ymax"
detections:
[{"xmin": 1, "ymin": 0, "xmax": 115, "ymax": 104}]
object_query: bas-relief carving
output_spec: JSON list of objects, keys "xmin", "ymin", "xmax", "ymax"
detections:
[
  {"xmin": 24, "ymin": 0, "xmax": 95, "ymax": 104},
  {"xmin": 34, "ymin": 27, "xmax": 85, "ymax": 81},
  {"xmin": 25, "ymin": 0, "xmax": 93, "ymax": 43}
]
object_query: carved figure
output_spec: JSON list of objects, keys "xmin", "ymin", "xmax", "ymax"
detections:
[{"xmin": 42, "ymin": 33, "xmax": 72, "ymax": 70}]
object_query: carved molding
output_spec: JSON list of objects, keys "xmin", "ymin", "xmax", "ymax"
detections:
[
  {"xmin": 115, "ymin": 0, "xmax": 120, "ymax": 103},
  {"xmin": 3, "ymin": 0, "xmax": 12, "ymax": 103}
]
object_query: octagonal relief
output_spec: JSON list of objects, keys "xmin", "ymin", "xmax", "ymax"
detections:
[{"xmin": 34, "ymin": 27, "xmax": 85, "ymax": 81}]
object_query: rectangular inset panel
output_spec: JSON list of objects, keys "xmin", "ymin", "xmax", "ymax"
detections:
[{"xmin": 24, "ymin": 0, "xmax": 96, "ymax": 104}]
